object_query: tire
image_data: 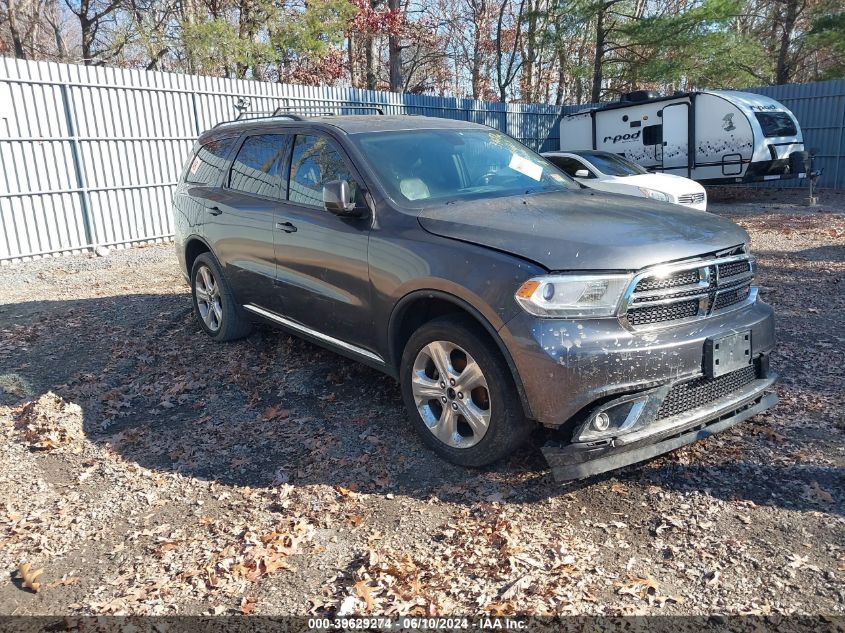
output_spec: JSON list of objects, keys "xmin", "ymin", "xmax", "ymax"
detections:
[
  {"xmin": 190, "ymin": 253, "xmax": 252, "ymax": 342},
  {"xmin": 400, "ymin": 315, "xmax": 533, "ymax": 467}
]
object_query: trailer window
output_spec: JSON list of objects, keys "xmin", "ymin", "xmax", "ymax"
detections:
[
  {"xmin": 643, "ymin": 124, "xmax": 662, "ymax": 146},
  {"xmin": 755, "ymin": 112, "xmax": 797, "ymax": 138}
]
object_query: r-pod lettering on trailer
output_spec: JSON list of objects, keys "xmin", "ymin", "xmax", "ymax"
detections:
[{"xmin": 603, "ymin": 130, "xmax": 641, "ymax": 144}]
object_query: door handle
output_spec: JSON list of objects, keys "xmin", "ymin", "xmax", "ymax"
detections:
[
  {"xmin": 276, "ymin": 221, "xmax": 297, "ymax": 233},
  {"xmin": 207, "ymin": 206, "xmax": 222, "ymax": 216}
]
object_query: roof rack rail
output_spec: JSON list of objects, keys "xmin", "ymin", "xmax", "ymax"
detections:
[
  {"xmin": 271, "ymin": 105, "xmax": 385, "ymax": 116},
  {"xmin": 211, "ymin": 98, "xmax": 385, "ymax": 129}
]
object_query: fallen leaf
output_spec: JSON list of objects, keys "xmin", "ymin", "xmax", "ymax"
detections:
[
  {"xmin": 44, "ymin": 576, "xmax": 80, "ymax": 589},
  {"xmin": 788, "ymin": 553, "xmax": 809, "ymax": 569},
  {"xmin": 336, "ymin": 484, "xmax": 358, "ymax": 497},
  {"xmin": 486, "ymin": 601, "xmax": 515, "ymax": 616},
  {"xmin": 354, "ymin": 580, "xmax": 375, "ymax": 612},
  {"xmin": 239, "ymin": 596, "xmax": 257, "ymax": 614},
  {"xmin": 500, "ymin": 574, "xmax": 532, "ymax": 600},
  {"xmin": 262, "ymin": 406, "xmax": 290, "ymax": 421},
  {"xmin": 616, "ymin": 573, "xmax": 659, "ymax": 599},
  {"xmin": 810, "ymin": 481, "xmax": 834, "ymax": 504},
  {"xmin": 18, "ymin": 563, "xmax": 43, "ymax": 593}
]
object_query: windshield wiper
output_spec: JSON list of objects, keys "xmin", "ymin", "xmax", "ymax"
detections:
[{"xmin": 524, "ymin": 185, "xmax": 557, "ymax": 195}]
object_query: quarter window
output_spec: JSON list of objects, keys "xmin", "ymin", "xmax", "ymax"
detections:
[
  {"xmin": 288, "ymin": 135, "xmax": 359, "ymax": 208},
  {"xmin": 228, "ymin": 134, "xmax": 287, "ymax": 198},
  {"xmin": 186, "ymin": 137, "xmax": 237, "ymax": 185}
]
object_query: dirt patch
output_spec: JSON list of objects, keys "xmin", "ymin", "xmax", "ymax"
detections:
[{"xmin": 0, "ymin": 191, "xmax": 843, "ymax": 616}]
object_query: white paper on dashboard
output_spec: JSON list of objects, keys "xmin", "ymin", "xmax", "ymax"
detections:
[{"xmin": 508, "ymin": 154, "xmax": 543, "ymax": 181}]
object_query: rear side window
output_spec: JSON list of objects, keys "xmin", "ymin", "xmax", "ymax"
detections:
[
  {"xmin": 228, "ymin": 134, "xmax": 287, "ymax": 198},
  {"xmin": 186, "ymin": 137, "xmax": 237, "ymax": 185},
  {"xmin": 755, "ymin": 112, "xmax": 797, "ymax": 138},
  {"xmin": 288, "ymin": 135, "xmax": 360, "ymax": 208}
]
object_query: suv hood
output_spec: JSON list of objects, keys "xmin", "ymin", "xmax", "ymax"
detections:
[{"xmin": 417, "ymin": 190, "xmax": 747, "ymax": 271}]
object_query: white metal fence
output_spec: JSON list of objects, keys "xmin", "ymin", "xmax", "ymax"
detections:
[
  {"xmin": 0, "ymin": 57, "xmax": 843, "ymax": 263},
  {"xmin": 0, "ymin": 57, "xmax": 571, "ymax": 263}
]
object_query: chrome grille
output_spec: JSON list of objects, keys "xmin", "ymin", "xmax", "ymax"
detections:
[
  {"xmin": 622, "ymin": 247, "xmax": 755, "ymax": 329},
  {"xmin": 713, "ymin": 284, "xmax": 751, "ymax": 311},
  {"xmin": 678, "ymin": 192, "xmax": 706, "ymax": 205},
  {"xmin": 628, "ymin": 299, "xmax": 699, "ymax": 327},
  {"xmin": 719, "ymin": 260, "xmax": 751, "ymax": 278},
  {"xmin": 656, "ymin": 364, "xmax": 758, "ymax": 420},
  {"xmin": 635, "ymin": 269, "xmax": 700, "ymax": 292}
]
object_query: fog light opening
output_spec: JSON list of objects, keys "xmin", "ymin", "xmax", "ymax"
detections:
[{"xmin": 593, "ymin": 412, "xmax": 611, "ymax": 431}]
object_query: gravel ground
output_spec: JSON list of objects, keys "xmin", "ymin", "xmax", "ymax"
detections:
[{"xmin": 0, "ymin": 187, "xmax": 843, "ymax": 617}]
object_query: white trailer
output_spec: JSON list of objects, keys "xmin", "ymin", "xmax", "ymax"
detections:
[{"xmin": 560, "ymin": 90, "xmax": 807, "ymax": 184}]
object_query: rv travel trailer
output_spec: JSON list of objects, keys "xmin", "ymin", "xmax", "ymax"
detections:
[{"xmin": 559, "ymin": 90, "xmax": 807, "ymax": 184}]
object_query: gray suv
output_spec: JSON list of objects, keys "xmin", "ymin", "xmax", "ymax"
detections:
[{"xmin": 173, "ymin": 113, "xmax": 777, "ymax": 480}]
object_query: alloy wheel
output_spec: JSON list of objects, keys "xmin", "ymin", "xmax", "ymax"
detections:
[
  {"xmin": 411, "ymin": 340, "xmax": 492, "ymax": 448},
  {"xmin": 194, "ymin": 265, "xmax": 223, "ymax": 332}
]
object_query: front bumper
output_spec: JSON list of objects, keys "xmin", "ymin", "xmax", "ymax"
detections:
[
  {"xmin": 500, "ymin": 300, "xmax": 776, "ymax": 427},
  {"xmin": 498, "ymin": 299, "xmax": 777, "ymax": 480},
  {"xmin": 541, "ymin": 365, "xmax": 777, "ymax": 480}
]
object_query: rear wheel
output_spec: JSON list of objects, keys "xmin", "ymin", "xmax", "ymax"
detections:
[
  {"xmin": 400, "ymin": 316, "xmax": 533, "ymax": 467},
  {"xmin": 190, "ymin": 253, "xmax": 252, "ymax": 342}
]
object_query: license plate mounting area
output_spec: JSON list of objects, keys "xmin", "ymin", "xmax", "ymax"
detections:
[{"xmin": 704, "ymin": 330, "xmax": 752, "ymax": 378}]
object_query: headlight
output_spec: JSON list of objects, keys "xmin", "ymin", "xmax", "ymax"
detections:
[
  {"xmin": 638, "ymin": 187, "xmax": 671, "ymax": 202},
  {"xmin": 515, "ymin": 274, "xmax": 633, "ymax": 317}
]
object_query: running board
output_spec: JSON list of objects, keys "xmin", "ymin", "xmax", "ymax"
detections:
[{"xmin": 242, "ymin": 304, "xmax": 384, "ymax": 364}]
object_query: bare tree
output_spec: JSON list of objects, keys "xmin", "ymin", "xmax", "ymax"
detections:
[
  {"xmin": 495, "ymin": 0, "xmax": 525, "ymax": 101},
  {"xmin": 63, "ymin": 0, "xmax": 122, "ymax": 64}
]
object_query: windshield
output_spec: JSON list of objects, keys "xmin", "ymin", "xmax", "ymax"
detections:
[
  {"xmin": 350, "ymin": 129, "xmax": 577, "ymax": 204},
  {"xmin": 755, "ymin": 111, "xmax": 797, "ymax": 138},
  {"xmin": 579, "ymin": 151, "xmax": 648, "ymax": 177}
]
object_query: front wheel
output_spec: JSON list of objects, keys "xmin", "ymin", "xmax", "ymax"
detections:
[{"xmin": 400, "ymin": 316, "xmax": 533, "ymax": 467}]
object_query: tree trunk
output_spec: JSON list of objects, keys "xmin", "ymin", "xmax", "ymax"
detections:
[
  {"xmin": 236, "ymin": 0, "xmax": 253, "ymax": 78},
  {"xmin": 496, "ymin": 0, "xmax": 525, "ymax": 102},
  {"xmin": 365, "ymin": 35, "xmax": 377, "ymax": 89},
  {"xmin": 7, "ymin": 0, "xmax": 28, "ymax": 59},
  {"xmin": 775, "ymin": 0, "xmax": 799, "ymax": 84},
  {"xmin": 348, "ymin": 34, "xmax": 358, "ymax": 87},
  {"xmin": 387, "ymin": 0, "xmax": 402, "ymax": 91},
  {"xmin": 521, "ymin": 0, "xmax": 538, "ymax": 102},
  {"xmin": 81, "ymin": 20, "xmax": 95, "ymax": 64},
  {"xmin": 554, "ymin": 45, "xmax": 566, "ymax": 105},
  {"xmin": 591, "ymin": 4, "xmax": 606, "ymax": 103}
]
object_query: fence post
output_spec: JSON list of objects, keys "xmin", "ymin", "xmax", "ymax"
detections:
[
  {"xmin": 59, "ymin": 82, "xmax": 95, "ymax": 250},
  {"xmin": 191, "ymin": 91, "xmax": 201, "ymax": 136},
  {"xmin": 836, "ymin": 92, "xmax": 844, "ymax": 188}
]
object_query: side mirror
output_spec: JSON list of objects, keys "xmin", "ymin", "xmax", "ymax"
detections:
[
  {"xmin": 323, "ymin": 180, "xmax": 363, "ymax": 217},
  {"xmin": 574, "ymin": 169, "xmax": 590, "ymax": 178}
]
